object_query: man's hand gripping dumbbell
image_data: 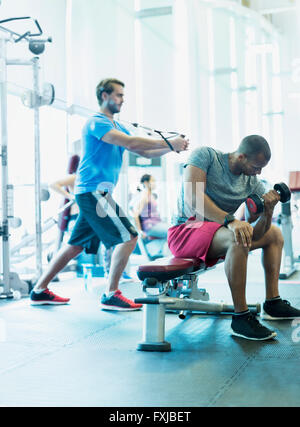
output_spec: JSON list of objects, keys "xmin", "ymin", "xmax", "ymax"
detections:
[{"xmin": 246, "ymin": 183, "xmax": 291, "ymax": 215}]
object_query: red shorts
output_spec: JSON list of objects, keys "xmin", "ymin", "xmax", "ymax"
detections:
[{"xmin": 168, "ymin": 218, "xmax": 223, "ymax": 267}]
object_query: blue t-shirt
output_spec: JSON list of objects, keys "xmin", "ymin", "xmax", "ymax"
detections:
[{"xmin": 75, "ymin": 113, "xmax": 130, "ymax": 195}]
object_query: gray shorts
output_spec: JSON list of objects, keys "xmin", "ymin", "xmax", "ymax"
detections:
[{"xmin": 68, "ymin": 191, "xmax": 138, "ymax": 254}]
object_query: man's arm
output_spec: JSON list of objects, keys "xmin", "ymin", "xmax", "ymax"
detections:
[
  {"xmin": 50, "ymin": 174, "xmax": 76, "ymax": 200},
  {"xmin": 184, "ymin": 165, "xmax": 228, "ymax": 223},
  {"xmin": 245, "ymin": 191, "xmax": 280, "ymax": 241},
  {"xmin": 246, "ymin": 212, "xmax": 272, "ymax": 241},
  {"xmin": 138, "ymin": 147, "xmax": 170, "ymax": 158},
  {"xmin": 184, "ymin": 165, "xmax": 253, "ymax": 247},
  {"xmin": 101, "ymin": 129, "xmax": 188, "ymax": 156},
  {"xmin": 132, "ymin": 194, "xmax": 148, "ymax": 239}
]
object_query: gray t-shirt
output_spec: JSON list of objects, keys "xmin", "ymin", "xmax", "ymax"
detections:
[{"xmin": 174, "ymin": 146, "xmax": 266, "ymax": 225}]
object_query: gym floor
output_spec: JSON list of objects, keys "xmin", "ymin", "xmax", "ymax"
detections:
[{"xmin": 0, "ymin": 249, "xmax": 300, "ymax": 408}]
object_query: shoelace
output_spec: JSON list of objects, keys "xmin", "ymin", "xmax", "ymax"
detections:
[
  {"xmin": 44, "ymin": 289, "xmax": 56, "ymax": 298},
  {"xmin": 115, "ymin": 291, "xmax": 136, "ymax": 305},
  {"xmin": 247, "ymin": 313, "xmax": 266, "ymax": 329},
  {"xmin": 266, "ymin": 299, "xmax": 290, "ymax": 306}
]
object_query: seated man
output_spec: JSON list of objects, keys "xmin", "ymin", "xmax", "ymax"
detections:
[{"xmin": 168, "ymin": 135, "xmax": 300, "ymax": 341}]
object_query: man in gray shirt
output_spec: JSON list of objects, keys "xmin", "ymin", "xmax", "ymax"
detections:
[{"xmin": 168, "ymin": 135, "xmax": 300, "ymax": 341}]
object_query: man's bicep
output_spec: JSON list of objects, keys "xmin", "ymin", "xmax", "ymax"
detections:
[
  {"xmin": 102, "ymin": 129, "xmax": 132, "ymax": 148},
  {"xmin": 245, "ymin": 204, "xmax": 260, "ymax": 224},
  {"xmin": 184, "ymin": 165, "xmax": 207, "ymax": 190}
]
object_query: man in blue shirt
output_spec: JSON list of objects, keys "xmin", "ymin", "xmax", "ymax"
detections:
[{"xmin": 30, "ymin": 78, "xmax": 189, "ymax": 310}]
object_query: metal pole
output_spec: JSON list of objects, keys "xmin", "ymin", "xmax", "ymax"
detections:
[
  {"xmin": 0, "ymin": 38, "xmax": 12, "ymax": 295},
  {"xmin": 32, "ymin": 56, "xmax": 43, "ymax": 278}
]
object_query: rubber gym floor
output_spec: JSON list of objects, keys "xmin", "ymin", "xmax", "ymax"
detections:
[{"xmin": 0, "ymin": 249, "xmax": 300, "ymax": 408}]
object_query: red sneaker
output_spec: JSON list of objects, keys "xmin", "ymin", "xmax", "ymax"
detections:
[
  {"xmin": 30, "ymin": 288, "xmax": 70, "ymax": 305},
  {"xmin": 100, "ymin": 290, "xmax": 142, "ymax": 311}
]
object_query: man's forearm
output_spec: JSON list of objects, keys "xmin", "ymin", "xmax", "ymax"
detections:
[
  {"xmin": 252, "ymin": 211, "xmax": 273, "ymax": 241},
  {"xmin": 129, "ymin": 136, "xmax": 171, "ymax": 155},
  {"xmin": 135, "ymin": 147, "xmax": 170, "ymax": 158}
]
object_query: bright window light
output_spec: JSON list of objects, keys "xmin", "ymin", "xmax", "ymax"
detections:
[
  {"xmin": 229, "ymin": 17, "xmax": 239, "ymax": 146},
  {"xmin": 272, "ymin": 114, "xmax": 284, "ymax": 180},
  {"xmin": 272, "ymin": 43, "xmax": 282, "ymax": 112},
  {"xmin": 261, "ymin": 42, "xmax": 270, "ymax": 140},
  {"xmin": 271, "ymin": 42, "xmax": 284, "ymax": 179},
  {"xmin": 173, "ymin": 0, "xmax": 191, "ymax": 136},
  {"xmin": 245, "ymin": 26, "xmax": 258, "ymax": 133},
  {"xmin": 207, "ymin": 8, "xmax": 216, "ymax": 147},
  {"xmin": 134, "ymin": 0, "xmax": 143, "ymax": 123},
  {"xmin": 66, "ymin": 0, "xmax": 73, "ymax": 108}
]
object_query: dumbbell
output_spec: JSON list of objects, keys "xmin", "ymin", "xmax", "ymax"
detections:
[{"xmin": 246, "ymin": 182, "xmax": 291, "ymax": 214}]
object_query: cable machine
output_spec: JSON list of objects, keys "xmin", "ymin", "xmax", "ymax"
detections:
[{"xmin": 0, "ymin": 17, "xmax": 54, "ymax": 299}]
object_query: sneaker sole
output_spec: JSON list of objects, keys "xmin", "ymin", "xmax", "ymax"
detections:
[
  {"xmin": 100, "ymin": 304, "xmax": 142, "ymax": 312},
  {"xmin": 30, "ymin": 300, "xmax": 70, "ymax": 306},
  {"xmin": 261, "ymin": 312, "xmax": 300, "ymax": 320},
  {"xmin": 231, "ymin": 328, "xmax": 277, "ymax": 341}
]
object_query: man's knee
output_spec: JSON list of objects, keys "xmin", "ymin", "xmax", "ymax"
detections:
[
  {"xmin": 227, "ymin": 239, "xmax": 250, "ymax": 256},
  {"xmin": 209, "ymin": 228, "xmax": 248, "ymax": 258},
  {"xmin": 223, "ymin": 230, "xmax": 251, "ymax": 254},
  {"xmin": 132, "ymin": 235, "xmax": 138, "ymax": 246},
  {"xmin": 68, "ymin": 244, "xmax": 83, "ymax": 257},
  {"xmin": 268, "ymin": 225, "xmax": 284, "ymax": 248},
  {"xmin": 125, "ymin": 235, "xmax": 138, "ymax": 249}
]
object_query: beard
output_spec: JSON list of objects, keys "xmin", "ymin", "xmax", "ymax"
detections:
[{"xmin": 107, "ymin": 100, "xmax": 121, "ymax": 115}]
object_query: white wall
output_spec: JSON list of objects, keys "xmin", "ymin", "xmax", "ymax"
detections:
[
  {"xmin": 172, "ymin": 0, "xmax": 292, "ymax": 185},
  {"xmin": 69, "ymin": 0, "xmax": 137, "ymax": 119},
  {"xmin": 0, "ymin": 0, "xmax": 67, "ymax": 100},
  {"xmin": 272, "ymin": 7, "xmax": 300, "ymax": 176}
]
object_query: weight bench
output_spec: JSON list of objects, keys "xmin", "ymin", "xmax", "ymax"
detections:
[{"xmin": 135, "ymin": 257, "xmax": 261, "ymax": 352}]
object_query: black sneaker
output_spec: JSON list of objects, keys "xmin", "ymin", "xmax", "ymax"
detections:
[
  {"xmin": 231, "ymin": 312, "xmax": 277, "ymax": 341},
  {"xmin": 262, "ymin": 298, "xmax": 300, "ymax": 320}
]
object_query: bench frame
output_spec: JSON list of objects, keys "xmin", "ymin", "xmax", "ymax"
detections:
[{"xmin": 135, "ymin": 258, "xmax": 261, "ymax": 352}]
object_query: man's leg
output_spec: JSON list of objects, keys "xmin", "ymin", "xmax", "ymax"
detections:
[
  {"xmin": 101, "ymin": 243, "xmax": 115, "ymax": 278},
  {"xmin": 250, "ymin": 224, "xmax": 283, "ymax": 299},
  {"xmin": 100, "ymin": 236, "xmax": 142, "ymax": 311},
  {"xmin": 106, "ymin": 236, "xmax": 138, "ymax": 293},
  {"xmin": 30, "ymin": 244, "xmax": 83, "ymax": 305},
  {"xmin": 34, "ymin": 244, "xmax": 83, "ymax": 291},
  {"xmin": 207, "ymin": 225, "xmax": 284, "ymax": 310},
  {"xmin": 207, "ymin": 226, "xmax": 276, "ymax": 340},
  {"xmin": 250, "ymin": 225, "xmax": 300, "ymax": 320},
  {"xmin": 76, "ymin": 191, "xmax": 141, "ymax": 311},
  {"xmin": 207, "ymin": 227, "xmax": 249, "ymax": 313}
]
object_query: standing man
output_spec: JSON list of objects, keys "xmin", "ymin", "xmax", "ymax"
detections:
[{"xmin": 30, "ymin": 78, "xmax": 189, "ymax": 310}]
